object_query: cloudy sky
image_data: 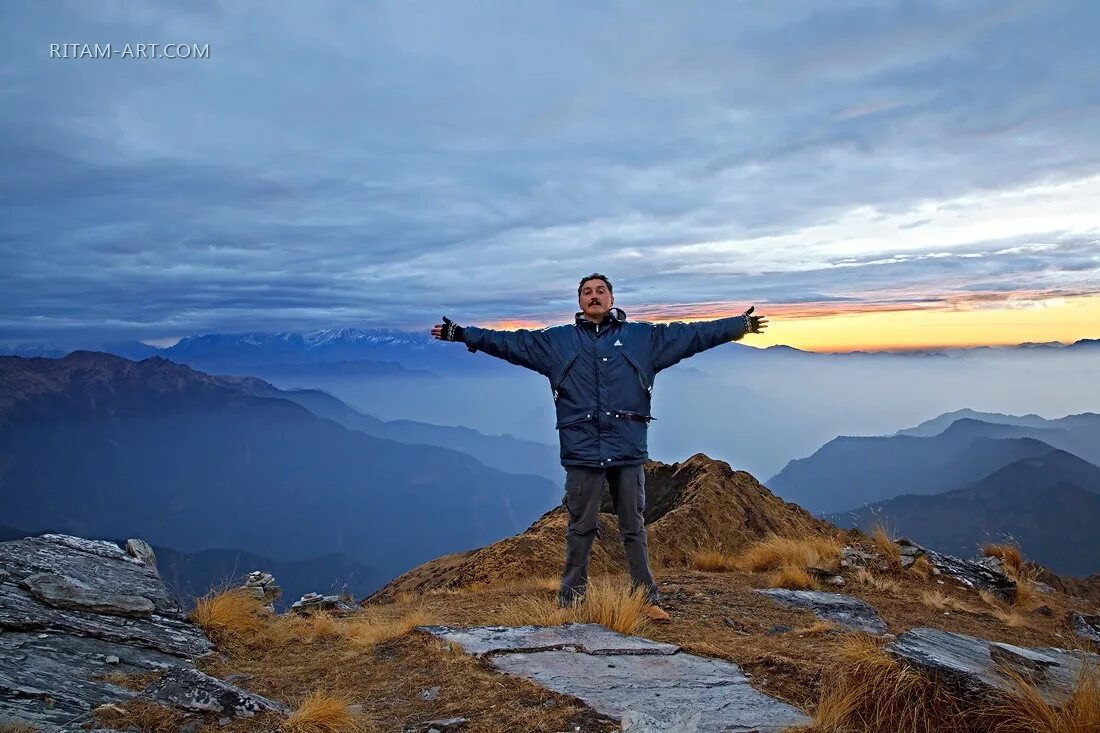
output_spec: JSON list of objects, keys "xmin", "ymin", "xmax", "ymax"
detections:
[{"xmin": 2, "ymin": 1, "xmax": 1098, "ymax": 351}]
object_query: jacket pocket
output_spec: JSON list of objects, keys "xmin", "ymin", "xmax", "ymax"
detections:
[
  {"xmin": 550, "ymin": 351, "xmax": 580, "ymax": 403},
  {"xmin": 556, "ymin": 409, "xmax": 595, "ymax": 429},
  {"xmin": 620, "ymin": 350, "xmax": 652, "ymax": 394}
]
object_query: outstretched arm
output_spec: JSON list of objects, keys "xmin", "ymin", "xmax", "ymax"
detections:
[
  {"xmin": 432, "ymin": 316, "xmax": 555, "ymax": 376},
  {"xmin": 650, "ymin": 306, "xmax": 768, "ymax": 371}
]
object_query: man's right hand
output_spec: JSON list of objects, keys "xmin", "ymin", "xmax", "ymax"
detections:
[{"xmin": 431, "ymin": 316, "xmax": 465, "ymax": 342}]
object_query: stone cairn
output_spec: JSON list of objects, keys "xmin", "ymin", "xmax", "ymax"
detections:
[
  {"xmin": 241, "ymin": 570, "xmax": 281, "ymax": 610},
  {"xmin": 291, "ymin": 591, "xmax": 356, "ymax": 615}
]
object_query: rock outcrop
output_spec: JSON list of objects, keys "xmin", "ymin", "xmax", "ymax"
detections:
[
  {"xmin": 887, "ymin": 627, "xmax": 1099, "ymax": 704},
  {"xmin": 0, "ymin": 533, "xmax": 287, "ymax": 730}
]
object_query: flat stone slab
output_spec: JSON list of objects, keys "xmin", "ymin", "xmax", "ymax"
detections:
[
  {"xmin": 422, "ymin": 625, "xmax": 808, "ymax": 732},
  {"xmin": 755, "ymin": 589, "xmax": 888, "ymax": 634},
  {"xmin": 887, "ymin": 627, "xmax": 1098, "ymax": 704},
  {"xmin": 421, "ymin": 623, "xmax": 680, "ymax": 657},
  {"xmin": 21, "ymin": 572, "xmax": 156, "ymax": 617}
]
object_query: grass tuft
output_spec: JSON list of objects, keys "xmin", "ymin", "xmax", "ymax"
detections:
[
  {"xmin": 770, "ymin": 566, "xmax": 816, "ymax": 590},
  {"xmin": 734, "ymin": 535, "xmax": 842, "ymax": 574},
  {"xmin": 981, "ymin": 542, "xmax": 1044, "ymax": 608},
  {"xmin": 691, "ymin": 548, "xmax": 739, "ymax": 572},
  {"xmin": 978, "ymin": 589, "xmax": 1029, "ymax": 627},
  {"xmin": 986, "ymin": 662, "xmax": 1100, "ymax": 733},
  {"xmin": 285, "ymin": 691, "xmax": 366, "ymax": 733},
  {"xmin": 869, "ymin": 523, "xmax": 902, "ymax": 568},
  {"xmin": 344, "ymin": 607, "xmax": 436, "ymax": 649},
  {"xmin": 983, "ymin": 542, "xmax": 1025, "ymax": 577},
  {"xmin": 810, "ymin": 635, "xmax": 1100, "ymax": 732},
  {"xmin": 189, "ymin": 587, "xmax": 271, "ymax": 642},
  {"xmin": 907, "ymin": 554, "xmax": 935, "ymax": 580},
  {"xmin": 91, "ymin": 700, "xmax": 184, "ymax": 733},
  {"xmin": 921, "ymin": 589, "xmax": 978, "ymax": 615},
  {"xmin": 495, "ymin": 575, "xmax": 652, "ymax": 635},
  {"xmin": 854, "ymin": 568, "xmax": 900, "ymax": 593},
  {"xmin": 811, "ymin": 633, "xmax": 969, "ymax": 732}
]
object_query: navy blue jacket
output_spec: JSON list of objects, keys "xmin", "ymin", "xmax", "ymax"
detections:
[{"xmin": 461, "ymin": 308, "xmax": 749, "ymax": 468}]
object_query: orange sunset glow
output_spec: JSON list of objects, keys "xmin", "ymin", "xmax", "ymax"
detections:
[{"xmin": 485, "ymin": 292, "xmax": 1100, "ymax": 353}]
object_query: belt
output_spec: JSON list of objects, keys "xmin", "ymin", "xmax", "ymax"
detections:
[{"xmin": 616, "ymin": 411, "xmax": 654, "ymax": 423}]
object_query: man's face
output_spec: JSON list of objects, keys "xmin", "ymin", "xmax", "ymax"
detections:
[{"xmin": 579, "ymin": 279, "xmax": 613, "ymax": 320}]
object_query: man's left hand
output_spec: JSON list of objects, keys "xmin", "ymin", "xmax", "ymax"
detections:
[{"xmin": 733, "ymin": 305, "xmax": 768, "ymax": 340}]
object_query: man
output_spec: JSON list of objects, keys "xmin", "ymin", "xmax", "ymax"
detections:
[{"xmin": 431, "ymin": 274, "xmax": 768, "ymax": 622}]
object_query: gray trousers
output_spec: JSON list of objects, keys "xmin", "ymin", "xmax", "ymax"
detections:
[{"xmin": 558, "ymin": 464, "xmax": 660, "ymax": 606}]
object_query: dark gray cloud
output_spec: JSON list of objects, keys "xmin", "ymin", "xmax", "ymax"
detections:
[{"xmin": 1, "ymin": 0, "xmax": 1098, "ymax": 345}]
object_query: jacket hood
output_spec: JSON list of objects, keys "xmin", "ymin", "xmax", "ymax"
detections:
[{"xmin": 574, "ymin": 306, "xmax": 627, "ymax": 326}]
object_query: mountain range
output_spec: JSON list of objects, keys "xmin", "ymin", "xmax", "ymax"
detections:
[
  {"xmin": 767, "ymin": 414, "xmax": 1100, "ymax": 515},
  {"xmin": 825, "ymin": 448, "xmax": 1100, "ymax": 576},
  {"xmin": 0, "ymin": 352, "xmax": 560, "ymax": 589}
]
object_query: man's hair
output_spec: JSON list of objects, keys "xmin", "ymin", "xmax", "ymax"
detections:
[{"xmin": 578, "ymin": 273, "xmax": 613, "ymax": 297}]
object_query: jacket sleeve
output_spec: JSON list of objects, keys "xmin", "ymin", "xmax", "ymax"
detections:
[
  {"xmin": 649, "ymin": 315, "xmax": 749, "ymax": 372},
  {"xmin": 460, "ymin": 325, "xmax": 556, "ymax": 376}
]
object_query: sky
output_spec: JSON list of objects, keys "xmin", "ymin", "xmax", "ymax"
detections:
[{"xmin": 1, "ymin": 1, "xmax": 1098, "ymax": 352}]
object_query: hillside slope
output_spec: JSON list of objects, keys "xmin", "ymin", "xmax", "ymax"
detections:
[{"xmin": 375, "ymin": 453, "xmax": 834, "ymax": 596}]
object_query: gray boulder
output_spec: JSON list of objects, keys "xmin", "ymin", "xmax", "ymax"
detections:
[
  {"xmin": 124, "ymin": 539, "xmax": 157, "ymax": 568},
  {"xmin": 897, "ymin": 540, "xmax": 1016, "ymax": 600},
  {"xmin": 887, "ymin": 627, "xmax": 1098, "ymax": 704},
  {"xmin": 144, "ymin": 667, "xmax": 288, "ymax": 715},
  {"xmin": 1072, "ymin": 613, "xmax": 1100, "ymax": 645},
  {"xmin": 755, "ymin": 589, "xmax": 888, "ymax": 634}
]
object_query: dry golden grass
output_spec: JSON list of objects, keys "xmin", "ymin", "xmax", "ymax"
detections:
[
  {"xmin": 987, "ymin": 662, "xmax": 1100, "ymax": 733},
  {"xmin": 345, "ymin": 607, "xmax": 436, "ymax": 649},
  {"xmin": 770, "ymin": 566, "xmax": 816, "ymax": 590},
  {"xmin": 854, "ymin": 568, "xmax": 900, "ymax": 594},
  {"xmin": 809, "ymin": 635, "xmax": 1100, "ymax": 733},
  {"xmin": 870, "ymin": 523, "xmax": 902, "ymax": 567},
  {"xmin": 908, "ymin": 554, "xmax": 935, "ymax": 580},
  {"xmin": 810, "ymin": 633, "xmax": 971, "ymax": 732},
  {"xmin": 977, "ymin": 590, "xmax": 1029, "ymax": 627},
  {"xmin": 734, "ymin": 535, "xmax": 843, "ymax": 573},
  {"xmin": 522, "ymin": 576, "xmax": 562, "ymax": 593},
  {"xmin": 691, "ymin": 548, "xmax": 740, "ymax": 572},
  {"xmin": 189, "ymin": 587, "xmax": 271, "ymax": 642},
  {"xmin": 285, "ymin": 691, "xmax": 367, "ymax": 733},
  {"xmin": 980, "ymin": 543, "xmax": 1045, "ymax": 609},
  {"xmin": 920, "ymin": 589, "xmax": 978, "ymax": 615},
  {"xmin": 494, "ymin": 575, "xmax": 651, "ymax": 635},
  {"xmin": 92, "ymin": 700, "xmax": 184, "ymax": 733},
  {"xmin": 790, "ymin": 620, "xmax": 839, "ymax": 637},
  {"xmin": 262, "ymin": 610, "xmax": 349, "ymax": 646},
  {"xmin": 983, "ymin": 542, "xmax": 1025, "ymax": 577},
  {"xmin": 1012, "ymin": 578, "xmax": 1040, "ymax": 610}
]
